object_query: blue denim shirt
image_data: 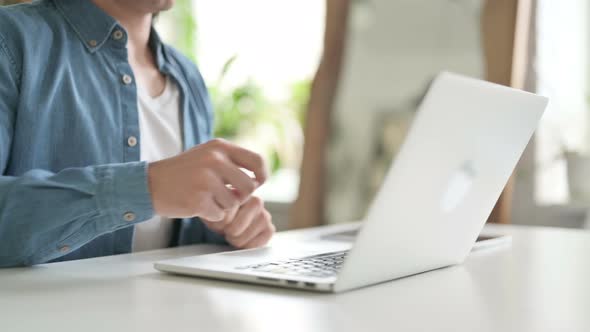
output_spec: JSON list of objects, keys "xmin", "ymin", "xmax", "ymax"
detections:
[{"xmin": 0, "ymin": 0, "xmax": 226, "ymax": 267}]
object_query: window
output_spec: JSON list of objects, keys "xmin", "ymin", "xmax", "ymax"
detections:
[{"xmin": 535, "ymin": 0, "xmax": 589, "ymax": 205}]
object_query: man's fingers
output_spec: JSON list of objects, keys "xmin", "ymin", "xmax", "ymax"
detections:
[
  {"xmin": 202, "ymin": 203, "xmax": 236, "ymax": 235},
  {"xmin": 243, "ymin": 225, "xmax": 275, "ymax": 249},
  {"xmin": 211, "ymin": 177, "xmax": 240, "ymax": 210},
  {"xmin": 225, "ymin": 197, "xmax": 262, "ymax": 238},
  {"xmin": 219, "ymin": 203, "xmax": 239, "ymax": 227},
  {"xmin": 227, "ymin": 209, "xmax": 271, "ymax": 248},
  {"xmin": 227, "ymin": 220, "xmax": 265, "ymax": 248},
  {"xmin": 221, "ymin": 143, "xmax": 268, "ymax": 186},
  {"xmin": 201, "ymin": 196, "xmax": 226, "ymax": 222},
  {"xmin": 217, "ymin": 162, "xmax": 258, "ymax": 200}
]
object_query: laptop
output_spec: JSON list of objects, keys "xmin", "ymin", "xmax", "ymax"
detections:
[{"xmin": 154, "ymin": 72, "xmax": 548, "ymax": 293}]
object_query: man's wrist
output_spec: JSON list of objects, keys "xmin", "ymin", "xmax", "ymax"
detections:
[{"xmin": 95, "ymin": 161, "xmax": 155, "ymax": 228}]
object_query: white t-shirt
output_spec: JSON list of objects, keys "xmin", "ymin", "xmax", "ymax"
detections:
[{"xmin": 132, "ymin": 76, "xmax": 183, "ymax": 252}]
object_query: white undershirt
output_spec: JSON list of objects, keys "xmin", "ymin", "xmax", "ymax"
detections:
[{"xmin": 133, "ymin": 76, "xmax": 183, "ymax": 252}]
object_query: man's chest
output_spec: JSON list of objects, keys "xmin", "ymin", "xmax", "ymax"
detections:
[{"xmin": 8, "ymin": 48, "xmax": 207, "ymax": 173}]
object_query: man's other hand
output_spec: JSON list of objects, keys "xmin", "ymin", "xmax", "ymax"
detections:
[{"xmin": 202, "ymin": 196, "xmax": 275, "ymax": 249}]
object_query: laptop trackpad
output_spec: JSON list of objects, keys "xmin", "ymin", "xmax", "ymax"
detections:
[
  {"xmin": 321, "ymin": 229, "xmax": 360, "ymax": 242},
  {"xmin": 219, "ymin": 247, "xmax": 276, "ymax": 258}
]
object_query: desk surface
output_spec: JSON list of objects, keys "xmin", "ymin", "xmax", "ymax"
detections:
[{"xmin": 1, "ymin": 223, "xmax": 589, "ymax": 332}]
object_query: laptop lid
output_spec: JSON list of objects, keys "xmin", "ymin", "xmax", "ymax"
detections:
[{"xmin": 334, "ymin": 72, "xmax": 548, "ymax": 292}]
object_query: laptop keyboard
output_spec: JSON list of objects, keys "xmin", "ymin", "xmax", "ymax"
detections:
[{"xmin": 236, "ymin": 250, "xmax": 349, "ymax": 278}]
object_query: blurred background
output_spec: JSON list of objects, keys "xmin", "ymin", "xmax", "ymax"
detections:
[{"xmin": 2, "ymin": 0, "xmax": 590, "ymax": 231}]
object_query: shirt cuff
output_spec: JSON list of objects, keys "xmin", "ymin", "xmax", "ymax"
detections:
[{"xmin": 94, "ymin": 161, "xmax": 155, "ymax": 231}]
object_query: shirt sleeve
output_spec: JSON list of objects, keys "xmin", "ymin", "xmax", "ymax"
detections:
[{"xmin": 0, "ymin": 39, "xmax": 154, "ymax": 267}]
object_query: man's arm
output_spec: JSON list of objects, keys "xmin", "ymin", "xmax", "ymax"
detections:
[
  {"xmin": 0, "ymin": 41, "xmax": 267, "ymax": 267},
  {"xmin": 0, "ymin": 40, "xmax": 148, "ymax": 266},
  {"xmin": 0, "ymin": 164, "xmax": 154, "ymax": 267}
]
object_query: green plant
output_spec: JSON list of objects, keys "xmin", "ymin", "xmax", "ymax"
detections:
[
  {"xmin": 158, "ymin": 5, "xmax": 310, "ymax": 174},
  {"xmin": 208, "ymin": 56, "xmax": 308, "ymax": 174},
  {"xmin": 288, "ymin": 79, "xmax": 312, "ymax": 127},
  {"xmin": 210, "ymin": 79, "xmax": 268, "ymax": 139},
  {"xmin": 208, "ymin": 55, "xmax": 264, "ymax": 138}
]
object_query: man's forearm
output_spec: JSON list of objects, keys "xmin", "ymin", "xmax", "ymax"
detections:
[{"xmin": 0, "ymin": 161, "xmax": 154, "ymax": 267}]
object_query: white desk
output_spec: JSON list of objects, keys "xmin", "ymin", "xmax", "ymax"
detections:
[{"xmin": 1, "ymin": 224, "xmax": 589, "ymax": 332}]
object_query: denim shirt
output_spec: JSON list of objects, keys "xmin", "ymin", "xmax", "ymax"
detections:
[{"xmin": 0, "ymin": 0, "xmax": 226, "ymax": 267}]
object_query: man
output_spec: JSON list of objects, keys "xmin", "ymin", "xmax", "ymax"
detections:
[{"xmin": 0, "ymin": 0, "xmax": 275, "ymax": 268}]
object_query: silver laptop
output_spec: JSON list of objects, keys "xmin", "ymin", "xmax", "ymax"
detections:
[{"xmin": 154, "ymin": 72, "xmax": 548, "ymax": 293}]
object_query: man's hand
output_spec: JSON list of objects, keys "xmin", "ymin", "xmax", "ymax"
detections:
[
  {"xmin": 202, "ymin": 196, "xmax": 275, "ymax": 249},
  {"xmin": 147, "ymin": 139, "xmax": 268, "ymax": 222}
]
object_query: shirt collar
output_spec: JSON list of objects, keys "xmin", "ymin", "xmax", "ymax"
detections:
[
  {"xmin": 54, "ymin": 0, "xmax": 170, "ymax": 65},
  {"xmin": 54, "ymin": 0, "xmax": 119, "ymax": 53},
  {"xmin": 148, "ymin": 27, "xmax": 167, "ymax": 72}
]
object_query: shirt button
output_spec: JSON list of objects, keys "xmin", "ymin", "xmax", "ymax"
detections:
[
  {"xmin": 88, "ymin": 40, "xmax": 97, "ymax": 47},
  {"xmin": 112, "ymin": 30, "xmax": 124, "ymax": 40},
  {"xmin": 127, "ymin": 136, "xmax": 138, "ymax": 147},
  {"xmin": 122, "ymin": 74, "xmax": 133, "ymax": 85},
  {"xmin": 123, "ymin": 212, "xmax": 136, "ymax": 222},
  {"xmin": 59, "ymin": 245, "xmax": 70, "ymax": 253}
]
